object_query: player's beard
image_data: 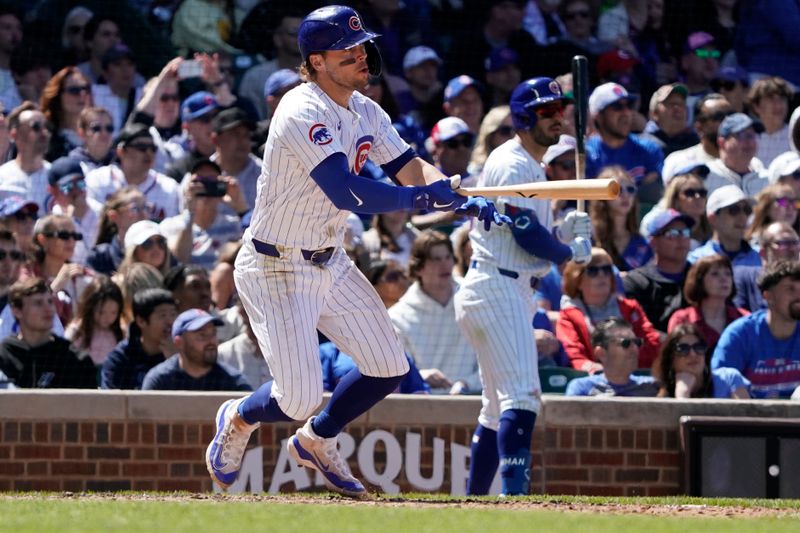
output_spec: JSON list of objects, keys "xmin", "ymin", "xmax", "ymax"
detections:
[{"xmin": 532, "ymin": 122, "xmax": 560, "ymax": 147}]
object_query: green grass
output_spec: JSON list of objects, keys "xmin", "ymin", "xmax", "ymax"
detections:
[{"xmin": 0, "ymin": 493, "xmax": 798, "ymax": 533}]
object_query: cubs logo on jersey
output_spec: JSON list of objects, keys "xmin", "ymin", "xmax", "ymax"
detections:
[
  {"xmin": 309, "ymin": 124, "xmax": 333, "ymax": 145},
  {"xmin": 354, "ymin": 135, "xmax": 373, "ymax": 173}
]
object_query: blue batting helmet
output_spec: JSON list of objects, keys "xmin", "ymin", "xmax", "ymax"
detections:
[
  {"xmin": 509, "ymin": 77, "xmax": 569, "ymax": 131},
  {"xmin": 298, "ymin": 5, "xmax": 383, "ymax": 76}
]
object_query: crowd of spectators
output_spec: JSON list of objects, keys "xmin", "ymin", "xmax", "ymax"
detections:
[{"xmin": 0, "ymin": 0, "xmax": 799, "ymax": 403}]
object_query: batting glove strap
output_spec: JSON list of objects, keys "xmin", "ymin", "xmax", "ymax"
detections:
[
  {"xmin": 569, "ymin": 236, "xmax": 592, "ymax": 264},
  {"xmin": 410, "ymin": 178, "xmax": 468, "ymax": 212}
]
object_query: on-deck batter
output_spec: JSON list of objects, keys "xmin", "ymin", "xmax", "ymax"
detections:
[
  {"xmin": 454, "ymin": 77, "xmax": 592, "ymax": 496},
  {"xmin": 204, "ymin": 4, "xmax": 508, "ymax": 498}
]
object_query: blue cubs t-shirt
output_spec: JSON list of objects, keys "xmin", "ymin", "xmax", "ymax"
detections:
[
  {"xmin": 710, "ymin": 367, "xmax": 751, "ymax": 398},
  {"xmin": 586, "ymin": 134, "xmax": 664, "ymax": 182},
  {"xmin": 712, "ymin": 310, "xmax": 800, "ymax": 399},
  {"xmin": 565, "ymin": 373, "xmax": 658, "ymax": 397}
]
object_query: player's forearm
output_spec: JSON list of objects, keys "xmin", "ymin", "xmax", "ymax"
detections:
[{"xmin": 394, "ymin": 157, "xmax": 447, "ymax": 187}]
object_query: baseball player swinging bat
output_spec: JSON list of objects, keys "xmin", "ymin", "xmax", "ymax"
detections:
[
  {"xmin": 456, "ymin": 177, "xmax": 619, "ymax": 200},
  {"xmin": 572, "ymin": 55, "xmax": 589, "ymax": 212}
]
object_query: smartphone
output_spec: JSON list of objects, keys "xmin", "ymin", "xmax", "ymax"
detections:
[
  {"xmin": 195, "ymin": 177, "xmax": 227, "ymax": 197},
  {"xmin": 177, "ymin": 60, "xmax": 203, "ymax": 79}
]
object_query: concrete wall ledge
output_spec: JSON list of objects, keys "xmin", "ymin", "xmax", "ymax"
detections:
[{"xmin": 2, "ymin": 390, "xmax": 800, "ymax": 427}]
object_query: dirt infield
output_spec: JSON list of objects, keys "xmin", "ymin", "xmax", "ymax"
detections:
[{"xmin": 3, "ymin": 492, "xmax": 799, "ymax": 518}]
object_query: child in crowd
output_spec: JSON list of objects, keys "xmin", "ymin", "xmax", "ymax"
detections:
[{"xmin": 65, "ymin": 275, "xmax": 125, "ymax": 366}]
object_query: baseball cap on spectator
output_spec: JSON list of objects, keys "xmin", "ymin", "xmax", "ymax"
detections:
[
  {"xmin": 430, "ymin": 117, "xmax": 473, "ymax": 145},
  {"xmin": 101, "ymin": 43, "xmax": 134, "ymax": 70},
  {"xmin": 588, "ymin": 82, "xmax": 637, "ymax": 115},
  {"xmin": 444, "ymin": 75, "xmax": 482, "ymax": 103},
  {"xmin": 48, "ymin": 157, "xmax": 85, "ymax": 187},
  {"xmin": 190, "ymin": 158, "xmax": 222, "ymax": 175},
  {"xmin": 597, "ymin": 49, "xmax": 638, "ymax": 80},
  {"xmin": 485, "ymin": 47, "xmax": 519, "ymax": 72},
  {"xmin": 706, "ymin": 185, "xmax": 753, "ymax": 216},
  {"xmin": 648, "ymin": 83, "xmax": 688, "ymax": 114},
  {"xmin": 171, "ymin": 308, "xmax": 224, "ymax": 337},
  {"xmin": 0, "ymin": 195, "xmax": 38, "ymax": 218},
  {"xmin": 543, "ymin": 134, "xmax": 576, "ymax": 165},
  {"xmin": 663, "ymin": 161, "xmax": 710, "ymax": 183},
  {"xmin": 212, "ymin": 107, "xmax": 255, "ymax": 134},
  {"xmin": 124, "ymin": 220, "xmax": 163, "ymax": 251},
  {"xmin": 403, "ymin": 46, "xmax": 442, "ymax": 71},
  {"xmin": 684, "ymin": 31, "xmax": 716, "ymax": 54},
  {"xmin": 114, "ymin": 122, "xmax": 153, "ymax": 147},
  {"xmin": 181, "ymin": 91, "xmax": 219, "ymax": 122},
  {"xmin": 264, "ymin": 69, "xmax": 300, "ymax": 98},
  {"xmin": 711, "ymin": 66, "xmax": 749, "ymax": 90},
  {"xmin": 768, "ymin": 151, "xmax": 800, "ymax": 184},
  {"xmin": 718, "ymin": 112, "xmax": 764, "ymax": 138},
  {"xmin": 647, "ymin": 208, "xmax": 695, "ymax": 236}
]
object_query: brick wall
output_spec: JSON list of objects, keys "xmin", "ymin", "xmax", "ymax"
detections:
[{"xmin": 1, "ymin": 391, "xmax": 798, "ymax": 495}]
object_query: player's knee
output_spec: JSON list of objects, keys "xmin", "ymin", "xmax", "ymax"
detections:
[{"xmin": 278, "ymin": 391, "xmax": 324, "ymax": 421}]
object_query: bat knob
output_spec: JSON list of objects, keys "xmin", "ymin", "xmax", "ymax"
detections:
[
  {"xmin": 449, "ymin": 174, "xmax": 462, "ymax": 190},
  {"xmin": 608, "ymin": 178, "xmax": 621, "ymax": 199}
]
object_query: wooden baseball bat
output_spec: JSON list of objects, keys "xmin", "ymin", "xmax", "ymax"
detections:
[
  {"xmin": 456, "ymin": 178, "xmax": 619, "ymax": 200},
  {"xmin": 572, "ymin": 55, "xmax": 589, "ymax": 212}
]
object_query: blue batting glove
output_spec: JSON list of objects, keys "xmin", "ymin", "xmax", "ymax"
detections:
[
  {"xmin": 411, "ymin": 178, "xmax": 468, "ymax": 211},
  {"xmin": 455, "ymin": 196, "xmax": 512, "ymax": 231}
]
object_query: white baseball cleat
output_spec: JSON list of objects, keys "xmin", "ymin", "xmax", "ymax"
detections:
[
  {"xmin": 287, "ymin": 417, "xmax": 366, "ymax": 498},
  {"xmin": 206, "ymin": 398, "xmax": 260, "ymax": 488}
]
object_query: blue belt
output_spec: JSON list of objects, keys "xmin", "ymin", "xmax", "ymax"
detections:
[
  {"xmin": 252, "ymin": 238, "xmax": 335, "ymax": 266},
  {"xmin": 471, "ymin": 260, "xmax": 539, "ymax": 289}
]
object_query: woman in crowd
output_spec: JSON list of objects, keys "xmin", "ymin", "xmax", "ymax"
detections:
[
  {"xmin": 746, "ymin": 183, "xmax": 799, "ymax": 247},
  {"xmin": 69, "ymin": 107, "xmax": 115, "ymax": 172},
  {"xmin": 590, "ymin": 166, "xmax": 652, "ymax": 272},
  {"xmin": 114, "ymin": 220, "xmax": 173, "ymax": 282},
  {"xmin": 365, "ymin": 259, "xmax": 411, "ymax": 309},
  {"xmin": 117, "ymin": 262, "xmax": 165, "ymax": 331},
  {"xmin": 468, "ymin": 105, "xmax": 514, "ymax": 176},
  {"xmin": 667, "ymin": 254, "xmax": 749, "ymax": 349},
  {"xmin": 556, "ymin": 247, "xmax": 661, "ymax": 373},
  {"xmin": 87, "ymin": 187, "xmax": 148, "ymax": 275},
  {"xmin": 41, "ymin": 67, "xmax": 92, "ymax": 161},
  {"xmin": 65, "ymin": 275, "xmax": 124, "ymax": 367},
  {"xmin": 362, "ymin": 210, "xmax": 420, "ymax": 268},
  {"xmin": 22, "ymin": 214, "xmax": 92, "ymax": 325},
  {"xmin": 641, "ymin": 168, "xmax": 713, "ymax": 245},
  {"xmin": 653, "ymin": 323, "xmax": 750, "ymax": 399}
]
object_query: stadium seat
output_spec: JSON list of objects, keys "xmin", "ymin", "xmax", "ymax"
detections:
[{"xmin": 539, "ymin": 367, "xmax": 589, "ymax": 394}]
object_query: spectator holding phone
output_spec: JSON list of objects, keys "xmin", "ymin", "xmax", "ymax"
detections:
[
  {"xmin": 160, "ymin": 159, "xmax": 244, "ymax": 270},
  {"xmin": 209, "ymin": 107, "xmax": 261, "ymax": 212}
]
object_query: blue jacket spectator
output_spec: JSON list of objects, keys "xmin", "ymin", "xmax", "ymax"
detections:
[{"xmin": 319, "ymin": 342, "xmax": 429, "ymax": 394}]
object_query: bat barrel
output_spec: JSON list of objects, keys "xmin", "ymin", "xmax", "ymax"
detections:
[{"xmin": 457, "ymin": 178, "xmax": 620, "ymax": 200}]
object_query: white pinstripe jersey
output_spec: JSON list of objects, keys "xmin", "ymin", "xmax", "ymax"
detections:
[
  {"xmin": 469, "ymin": 138, "xmax": 553, "ymax": 277},
  {"xmin": 247, "ymin": 82, "xmax": 411, "ymax": 250}
]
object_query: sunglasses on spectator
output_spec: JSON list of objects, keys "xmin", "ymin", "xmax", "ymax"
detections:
[
  {"xmin": 733, "ymin": 131, "xmax": 757, "ymax": 142},
  {"xmin": 613, "ymin": 337, "xmax": 643, "ymax": 349},
  {"xmin": 565, "ymin": 10, "xmax": 590, "ymax": 21},
  {"xmin": 718, "ymin": 203, "xmax": 752, "ymax": 217},
  {"xmin": 658, "ymin": 227, "xmax": 692, "ymax": 239},
  {"xmin": 66, "ymin": 24, "xmax": 84, "ymax": 35},
  {"xmin": 769, "ymin": 239, "xmax": 800, "ymax": 249},
  {"xmin": 159, "ymin": 93, "xmax": 180, "ymax": 103},
  {"xmin": 607, "ymin": 100, "xmax": 632, "ymax": 112},
  {"xmin": 681, "ymin": 188, "xmax": 708, "ymax": 199},
  {"xmin": 674, "ymin": 342, "xmax": 707, "ymax": 356},
  {"xmin": 127, "ymin": 143, "xmax": 157, "ymax": 153},
  {"xmin": 775, "ymin": 197, "xmax": 800, "ymax": 209},
  {"xmin": 64, "ymin": 85, "xmax": 90, "ymax": 96},
  {"xmin": 552, "ymin": 159, "xmax": 575, "ymax": 171},
  {"xmin": 694, "ymin": 48, "xmax": 721, "ymax": 59},
  {"xmin": 585, "ymin": 264, "xmax": 613, "ymax": 277},
  {"xmin": 382, "ymin": 270, "xmax": 407, "ymax": 283},
  {"xmin": 26, "ymin": 122, "xmax": 48, "ymax": 132},
  {"xmin": 700, "ymin": 110, "xmax": 733, "ymax": 122},
  {"xmin": 716, "ymin": 80, "xmax": 741, "ymax": 92},
  {"xmin": 493, "ymin": 125, "xmax": 514, "ymax": 137},
  {"xmin": 139, "ymin": 236, "xmax": 166, "ymax": 251},
  {"xmin": 12, "ymin": 211, "xmax": 37, "ymax": 221},
  {"xmin": 619, "ymin": 184, "xmax": 637, "ymax": 196},
  {"xmin": 42, "ymin": 230, "xmax": 83, "ymax": 241},
  {"xmin": 59, "ymin": 179, "xmax": 87, "ymax": 195},
  {"xmin": 535, "ymin": 103, "xmax": 565, "ymax": 119},
  {"xmin": 0, "ymin": 249, "xmax": 24, "ymax": 261},
  {"xmin": 442, "ymin": 136, "xmax": 475, "ymax": 150},
  {"xmin": 89, "ymin": 123, "xmax": 114, "ymax": 133}
]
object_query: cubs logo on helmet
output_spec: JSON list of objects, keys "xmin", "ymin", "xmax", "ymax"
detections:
[
  {"xmin": 348, "ymin": 16, "xmax": 361, "ymax": 31},
  {"xmin": 509, "ymin": 77, "xmax": 569, "ymax": 131}
]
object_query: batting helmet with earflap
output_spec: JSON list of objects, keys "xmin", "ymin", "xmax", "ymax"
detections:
[
  {"xmin": 509, "ymin": 77, "xmax": 570, "ymax": 131},
  {"xmin": 297, "ymin": 5, "xmax": 383, "ymax": 76}
]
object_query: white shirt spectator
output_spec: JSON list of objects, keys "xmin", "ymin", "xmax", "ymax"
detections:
[
  {"xmin": 85, "ymin": 164, "xmax": 181, "ymax": 222},
  {"xmin": 237, "ymin": 59, "xmax": 279, "ymax": 120},
  {"xmin": 705, "ymin": 157, "xmax": 768, "ymax": 197},
  {"xmin": 388, "ymin": 280, "xmax": 481, "ymax": 393},
  {"xmin": 91, "ymin": 84, "xmax": 143, "ymax": 134},
  {"xmin": 0, "ymin": 160, "xmax": 51, "ymax": 212},
  {"xmin": 661, "ymin": 144, "xmax": 716, "ymax": 186},
  {"xmin": 756, "ymin": 125, "xmax": 791, "ymax": 168},
  {"xmin": 218, "ymin": 332, "xmax": 271, "ymax": 390}
]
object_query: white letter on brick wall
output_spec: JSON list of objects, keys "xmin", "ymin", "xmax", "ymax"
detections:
[
  {"xmin": 357, "ymin": 429, "xmax": 402, "ymax": 494},
  {"xmin": 268, "ymin": 438, "xmax": 312, "ymax": 493},
  {"xmin": 213, "ymin": 446, "xmax": 264, "ymax": 494},
  {"xmin": 450, "ymin": 442, "xmax": 470, "ymax": 496},
  {"xmin": 405, "ymin": 433, "xmax": 444, "ymax": 492}
]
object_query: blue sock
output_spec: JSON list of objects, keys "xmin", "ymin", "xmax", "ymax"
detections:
[
  {"xmin": 497, "ymin": 409, "xmax": 536, "ymax": 496},
  {"xmin": 237, "ymin": 380, "xmax": 293, "ymax": 424},
  {"xmin": 312, "ymin": 368, "xmax": 405, "ymax": 438},
  {"xmin": 467, "ymin": 424, "xmax": 499, "ymax": 495}
]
